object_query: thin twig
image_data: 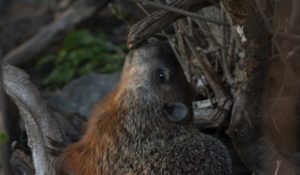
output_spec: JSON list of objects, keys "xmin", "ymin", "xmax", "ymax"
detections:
[
  {"xmin": 174, "ymin": 20, "xmax": 193, "ymax": 82},
  {"xmin": 255, "ymin": 0, "xmax": 272, "ymax": 31},
  {"xmin": 135, "ymin": 0, "xmax": 183, "ymax": 72},
  {"xmin": 128, "ymin": 0, "xmax": 213, "ymax": 48},
  {"xmin": 187, "ymin": 17, "xmax": 193, "ymax": 36},
  {"xmin": 193, "ymin": 18, "xmax": 224, "ymax": 49},
  {"xmin": 274, "ymin": 32, "xmax": 300, "ymax": 43},
  {"xmin": 274, "ymin": 160, "xmax": 282, "ymax": 175},
  {"xmin": 220, "ymin": 5, "xmax": 234, "ymax": 85},
  {"xmin": 184, "ymin": 36, "xmax": 229, "ymax": 100},
  {"xmin": 286, "ymin": 44, "xmax": 300, "ymax": 60},
  {"xmin": 136, "ymin": 0, "xmax": 230, "ymax": 26},
  {"xmin": 136, "ymin": 2, "xmax": 150, "ymax": 15}
]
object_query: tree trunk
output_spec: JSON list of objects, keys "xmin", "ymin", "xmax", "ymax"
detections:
[{"xmin": 223, "ymin": 0, "xmax": 299, "ymax": 174}]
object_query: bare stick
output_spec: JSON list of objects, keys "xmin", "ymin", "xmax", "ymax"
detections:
[
  {"xmin": 273, "ymin": 32, "xmax": 300, "ymax": 42},
  {"xmin": 184, "ymin": 36, "xmax": 232, "ymax": 128},
  {"xmin": 184, "ymin": 37, "xmax": 229, "ymax": 100},
  {"xmin": 4, "ymin": 0, "xmax": 111, "ymax": 66},
  {"xmin": 220, "ymin": 5, "xmax": 234, "ymax": 86},
  {"xmin": 137, "ymin": 0, "xmax": 229, "ymax": 26},
  {"xmin": 128, "ymin": 0, "xmax": 214, "ymax": 48}
]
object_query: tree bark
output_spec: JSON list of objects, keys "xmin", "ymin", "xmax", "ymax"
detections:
[
  {"xmin": 127, "ymin": 0, "xmax": 214, "ymax": 49},
  {"xmin": 222, "ymin": 0, "xmax": 299, "ymax": 174},
  {"xmin": 221, "ymin": 0, "xmax": 271, "ymax": 172},
  {"xmin": 3, "ymin": 64, "xmax": 65, "ymax": 175}
]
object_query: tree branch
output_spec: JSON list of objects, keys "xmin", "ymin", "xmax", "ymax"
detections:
[
  {"xmin": 137, "ymin": 0, "xmax": 228, "ymax": 26},
  {"xmin": 3, "ymin": 64, "xmax": 64, "ymax": 174},
  {"xmin": 128, "ymin": 0, "xmax": 215, "ymax": 48},
  {"xmin": 3, "ymin": 0, "xmax": 111, "ymax": 66},
  {"xmin": 184, "ymin": 36, "xmax": 232, "ymax": 129}
]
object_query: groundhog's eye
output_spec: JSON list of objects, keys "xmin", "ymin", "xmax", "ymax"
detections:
[{"xmin": 156, "ymin": 68, "xmax": 169, "ymax": 83}]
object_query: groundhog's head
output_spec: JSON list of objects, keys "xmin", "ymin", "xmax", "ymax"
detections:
[{"xmin": 117, "ymin": 39, "xmax": 194, "ymax": 123}]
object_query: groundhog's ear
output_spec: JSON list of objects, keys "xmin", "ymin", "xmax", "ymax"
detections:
[{"xmin": 164, "ymin": 103, "xmax": 188, "ymax": 122}]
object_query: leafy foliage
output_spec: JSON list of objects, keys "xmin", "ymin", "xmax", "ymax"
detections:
[
  {"xmin": 0, "ymin": 131, "xmax": 8, "ymax": 143},
  {"xmin": 36, "ymin": 30, "xmax": 126, "ymax": 89}
]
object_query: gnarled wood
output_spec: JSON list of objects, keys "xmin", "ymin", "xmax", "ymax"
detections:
[
  {"xmin": 222, "ymin": 0, "xmax": 299, "ymax": 174},
  {"xmin": 127, "ymin": 0, "xmax": 213, "ymax": 49},
  {"xmin": 222, "ymin": 0, "xmax": 274, "ymax": 173},
  {"xmin": 3, "ymin": 64, "xmax": 64, "ymax": 174}
]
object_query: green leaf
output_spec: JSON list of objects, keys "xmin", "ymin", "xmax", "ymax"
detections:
[
  {"xmin": 36, "ymin": 55, "xmax": 54, "ymax": 70},
  {"xmin": 0, "ymin": 131, "xmax": 8, "ymax": 143},
  {"xmin": 37, "ymin": 30, "xmax": 126, "ymax": 90}
]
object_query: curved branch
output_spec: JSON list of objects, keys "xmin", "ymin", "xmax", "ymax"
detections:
[
  {"xmin": 3, "ymin": 64, "xmax": 64, "ymax": 174},
  {"xmin": 128, "ymin": 0, "xmax": 214, "ymax": 48}
]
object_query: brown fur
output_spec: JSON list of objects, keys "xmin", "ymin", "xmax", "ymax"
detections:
[{"xmin": 57, "ymin": 41, "xmax": 231, "ymax": 175}]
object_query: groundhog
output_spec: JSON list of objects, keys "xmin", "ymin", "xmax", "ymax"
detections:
[{"xmin": 56, "ymin": 40, "xmax": 232, "ymax": 175}]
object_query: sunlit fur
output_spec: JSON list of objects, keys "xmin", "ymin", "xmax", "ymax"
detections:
[{"xmin": 57, "ymin": 42, "xmax": 231, "ymax": 175}]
